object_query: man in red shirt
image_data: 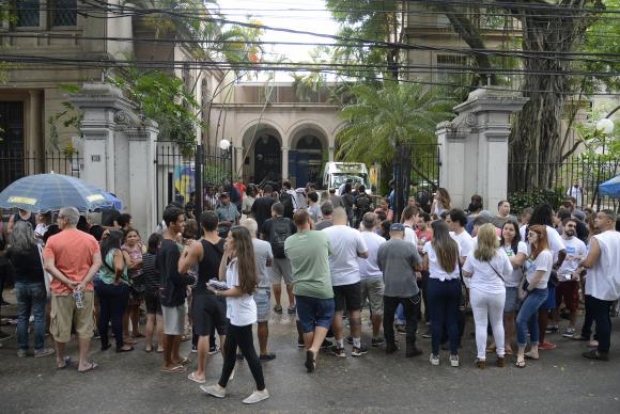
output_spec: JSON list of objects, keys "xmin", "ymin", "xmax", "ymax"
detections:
[{"xmin": 44, "ymin": 207, "xmax": 102, "ymax": 371}]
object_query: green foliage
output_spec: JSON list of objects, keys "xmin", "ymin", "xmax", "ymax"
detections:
[
  {"xmin": 48, "ymin": 84, "xmax": 85, "ymax": 151},
  {"xmin": 336, "ymin": 81, "xmax": 455, "ymax": 165},
  {"xmin": 508, "ymin": 188, "xmax": 566, "ymax": 215},
  {"xmin": 107, "ymin": 68, "xmax": 202, "ymax": 156}
]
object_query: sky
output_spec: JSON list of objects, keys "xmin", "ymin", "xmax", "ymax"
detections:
[{"xmin": 216, "ymin": 0, "xmax": 340, "ymax": 81}]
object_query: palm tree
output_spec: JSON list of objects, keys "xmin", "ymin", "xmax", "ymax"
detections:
[
  {"xmin": 337, "ymin": 81, "xmax": 454, "ymax": 164},
  {"xmin": 336, "ymin": 81, "xmax": 455, "ymax": 217}
]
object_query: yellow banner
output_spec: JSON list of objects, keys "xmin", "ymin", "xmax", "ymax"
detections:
[{"xmin": 7, "ymin": 196, "xmax": 37, "ymax": 205}]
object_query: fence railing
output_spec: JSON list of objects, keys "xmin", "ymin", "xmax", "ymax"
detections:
[
  {"xmin": 508, "ymin": 157, "xmax": 619, "ymax": 211},
  {"xmin": 0, "ymin": 149, "xmax": 82, "ymax": 190}
]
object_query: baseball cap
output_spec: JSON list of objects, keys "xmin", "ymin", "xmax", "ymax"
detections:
[{"xmin": 390, "ymin": 222, "xmax": 405, "ymax": 232}]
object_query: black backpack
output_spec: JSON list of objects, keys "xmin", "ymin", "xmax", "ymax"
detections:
[
  {"xmin": 269, "ymin": 217, "xmax": 293, "ymax": 258},
  {"xmin": 280, "ymin": 191, "xmax": 295, "ymax": 219},
  {"xmin": 356, "ymin": 193, "xmax": 373, "ymax": 214}
]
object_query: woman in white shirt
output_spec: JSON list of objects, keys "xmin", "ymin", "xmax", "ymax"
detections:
[
  {"xmin": 515, "ymin": 224, "xmax": 553, "ymax": 368},
  {"xmin": 203, "ymin": 226, "xmax": 269, "ymax": 404},
  {"xmin": 463, "ymin": 224, "xmax": 513, "ymax": 369},
  {"xmin": 423, "ymin": 220, "xmax": 462, "ymax": 367},
  {"xmin": 498, "ymin": 220, "xmax": 528, "ymax": 354}
]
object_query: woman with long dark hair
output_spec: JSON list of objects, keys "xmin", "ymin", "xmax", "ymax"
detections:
[
  {"xmin": 202, "ymin": 226, "xmax": 269, "ymax": 404},
  {"xmin": 497, "ymin": 220, "xmax": 527, "ymax": 355},
  {"xmin": 515, "ymin": 224, "xmax": 553, "ymax": 368},
  {"xmin": 94, "ymin": 230, "xmax": 133, "ymax": 352},
  {"xmin": 423, "ymin": 220, "xmax": 462, "ymax": 367},
  {"xmin": 7, "ymin": 221, "xmax": 54, "ymax": 357}
]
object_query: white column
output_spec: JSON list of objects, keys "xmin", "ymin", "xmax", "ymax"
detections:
[
  {"xmin": 328, "ymin": 146, "xmax": 335, "ymax": 162},
  {"xmin": 281, "ymin": 146, "xmax": 289, "ymax": 180},
  {"xmin": 436, "ymin": 122, "xmax": 467, "ymax": 209},
  {"xmin": 234, "ymin": 146, "xmax": 243, "ymax": 179}
]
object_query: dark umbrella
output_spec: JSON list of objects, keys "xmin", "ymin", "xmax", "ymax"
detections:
[{"xmin": 0, "ymin": 173, "xmax": 113, "ymax": 211}]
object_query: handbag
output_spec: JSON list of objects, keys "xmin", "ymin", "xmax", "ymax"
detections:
[{"xmin": 488, "ymin": 262, "xmax": 506, "ymax": 283}]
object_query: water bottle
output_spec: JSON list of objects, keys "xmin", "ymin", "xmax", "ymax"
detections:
[{"xmin": 74, "ymin": 289, "xmax": 84, "ymax": 309}]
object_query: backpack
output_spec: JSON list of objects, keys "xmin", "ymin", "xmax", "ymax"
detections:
[
  {"xmin": 280, "ymin": 191, "xmax": 295, "ymax": 219},
  {"xmin": 356, "ymin": 193, "xmax": 373, "ymax": 214},
  {"xmin": 269, "ymin": 217, "xmax": 293, "ymax": 258}
]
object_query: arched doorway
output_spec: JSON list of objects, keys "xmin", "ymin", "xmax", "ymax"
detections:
[
  {"xmin": 254, "ymin": 134, "xmax": 281, "ymax": 183},
  {"xmin": 290, "ymin": 127, "xmax": 326, "ymax": 188}
]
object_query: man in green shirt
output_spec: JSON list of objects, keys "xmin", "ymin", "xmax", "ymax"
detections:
[{"xmin": 285, "ymin": 210, "xmax": 334, "ymax": 374}]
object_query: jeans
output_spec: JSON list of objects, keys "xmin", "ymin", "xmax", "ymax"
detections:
[
  {"xmin": 395, "ymin": 304, "xmax": 405, "ymax": 325},
  {"xmin": 427, "ymin": 278, "xmax": 462, "ymax": 355},
  {"xmin": 95, "ymin": 280, "xmax": 129, "ymax": 350},
  {"xmin": 219, "ymin": 324, "xmax": 265, "ymax": 390},
  {"xmin": 580, "ymin": 294, "xmax": 596, "ymax": 340},
  {"xmin": 516, "ymin": 288, "xmax": 547, "ymax": 347},
  {"xmin": 590, "ymin": 296, "xmax": 614, "ymax": 353},
  {"xmin": 15, "ymin": 282, "xmax": 47, "ymax": 351},
  {"xmin": 383, "ymin": 295, "xmax": 420, "ymax": 347}
]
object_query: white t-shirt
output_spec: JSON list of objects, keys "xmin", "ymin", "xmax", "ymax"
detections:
[
  {"xmin": 585, "ymin": 230, "xmax": 620, "ymax": 301},
  {"xmin": 524, "ymin": 249, "xmax": 553, "ymax": 289},
  {"xmin": 252, "ymin": 239, "xmax": 274, "ymax": 288},
  {"xmin": 557, "ymin": 237, "xmax": 587, "ymax": 280},
  {"xmin": 225, "ymin": 259, "xmax": 257, "ymax": 326},
  {"xmin": 403, "ymin": 225, "xmax": 419, "ymax": 247},
  {"xmin": 423, "ymin": 242, "xmax": 461, "ymax": 281},
  {"xmin": 501, "ymin": 241, "xmax": 528, "ymax": 287},
  {"xmin": 358, "ymin": 231, "xmax": 385, "ymax": 280},
  {"xmin": 322, "ymin": 225, "xmax": 368, "ymax": 286},
  {"xmin": 451, "ymin": 230, "xmax": 474, "ymax": 258},
  {"xmin": 463, "ymin": 248, "xmax": 512, "ymax": 294}
]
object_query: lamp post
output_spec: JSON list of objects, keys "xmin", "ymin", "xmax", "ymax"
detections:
[
  {"xmin": 594, "ymin": 107, "xmax": 618, "ymax": 210},
  {"xmin": 219, "ymin": 139, "xmax": 233, "ymax": 187}
]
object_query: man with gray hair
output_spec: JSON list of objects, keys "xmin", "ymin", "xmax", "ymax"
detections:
[
  {"xmin": 315, "ymin": 202, "xmax": 334, "ymax": 231},
  {"xmin": 44, "ymin": 207, "xmax": 102, "ymax": 371},
  {"xmin": 241, "ymin": 218, "xmax": 276, "ymax": 360}
]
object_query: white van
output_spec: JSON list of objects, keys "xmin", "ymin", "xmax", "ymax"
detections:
[{"xmin": 322, "ymin": 162, "xmax": 371, "ymax": 195}]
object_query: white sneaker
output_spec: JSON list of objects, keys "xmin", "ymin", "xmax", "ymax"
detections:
[
  {"xmin": 242, "ymin": 389, "xmax": 270, "ymax": 404},
  {"xmin": 450, "ymin": 354, "xmax": 460, "ymax": 367},
  {"xmin": 429, "ymin": 353, "xmax": 440, "ymax": 366},
  {"xmin": 200, "ymin": 384, "xmax": 226, "ymax": 398}
]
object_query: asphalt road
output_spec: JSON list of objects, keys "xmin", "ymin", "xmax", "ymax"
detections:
[{"xmin": 1, "ymin": 296, "xmax": 620, "ymax": 414}]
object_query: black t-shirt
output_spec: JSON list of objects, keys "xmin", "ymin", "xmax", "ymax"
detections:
[
  {"xmin": 101, "ymin": 209, "xmax": 121, "ymax": 227},
  {"xmin": 251, "ymin": 197, "xmax": 276, "ymax": 232},
  {"xmin": 261, "ymin": 217, "xmax": 297, "ymax": 242},
  {"xmin": 6, "ymin": 245, "xmax": 44, "ymax": 284},
  {"xmin": 156, "ymin": 239, "xmax": 193, "ymax": 307},
  {"xmin": 195, "ymin": 239, "xmax": 225, "ymax": 295}
]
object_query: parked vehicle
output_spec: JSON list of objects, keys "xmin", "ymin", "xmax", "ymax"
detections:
[{"xmin": 322, "ymin": 162, "xmax": 371, "ymax": 195}]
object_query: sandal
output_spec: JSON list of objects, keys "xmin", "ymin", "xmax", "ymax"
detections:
[
  {"xmin": 161, "ymin": 365, "xmax": 186, "ymax": 373},
  {"xmin": 524, "ymin": 352, "xmax": 539, "ymax": 360},
  {"xmin": 305, "ymin": 350, "xmax": 316, "ymax": 373},
  {"xmin": 145, "ymin": 345, "xmax": 153, "ymax": 353},
  {"xmin": 78, "ymin": 362, "xmax": 98, "ymax": 373},
  {"xmin": 515, "ymin": 359, "xmax": 526, "ymax": 368},
  {"xmin": 56, "ymin": 356, "xmax": 71, "ymax": 370},
  {"xmin": 187, "ymin": 372, "xmax": 206, "ymax": 384}
]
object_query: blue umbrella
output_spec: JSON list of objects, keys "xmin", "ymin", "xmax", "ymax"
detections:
[
  {"xmin": 0, "ymin": 173, "xmax": 113, "ymax": 211},
  {"xmin": 102, "ymin": 191, "xmax": 123, "ymax": 210},
  {"xmin": 599, "ymin": 174, "xmax": 620, "ymax": 199}
]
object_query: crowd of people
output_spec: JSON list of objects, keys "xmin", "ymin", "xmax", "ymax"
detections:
[{"xmin": 1, "ymin": 180, "xmax": 620, "ymax": 405}]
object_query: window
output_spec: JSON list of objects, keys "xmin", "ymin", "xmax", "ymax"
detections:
[
  {"xmin": 436, "ymin": 54, "xmax": 468, "ymax": 85},
  {"xmin": 16, "ymin": 0, "xmax": 40, "ymax": 27},
  {"xmin": 53, "ymin": 0, "xmax": 78, "ymax": 27}
]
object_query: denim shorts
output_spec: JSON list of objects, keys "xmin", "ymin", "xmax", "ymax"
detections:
[
  {"xmin": 253, "ymin": 288, "xmax": 271, "ymax": 322},
  {"xmin": 295, "ymin": 295, "xmax": 335, "ymax": 333},
  {"xmin": 540, "ymin": 286, "xmax": 556, "ymax": 310},
  {"xmin": 504, "ymin": 287, "xmax": 519, "ymax": 313}
]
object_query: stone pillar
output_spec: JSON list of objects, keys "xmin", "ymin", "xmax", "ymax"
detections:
[
  {"xmin": 281, "ymin": 146, "xmax": 289, "ymax": 180},
  {"xmin": 234, "ymin": 146, "xmax": 243, "ymax": 179},
  {"xmin": 328, "ymin": 146, "xmax": 335, "ymax": 162},
  {"xmin": 437, "ymin": 88, "xmax": 528, "ymax": 209},
  {"xmin": 70, "ymin": 82, "xmax": 159, "ymax": 237}
]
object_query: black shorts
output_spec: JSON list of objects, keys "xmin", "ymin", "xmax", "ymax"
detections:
[
  {"xmin": 144, "ymin": 291, "xmax": 162, "ymax": 315},
  {"xmin": 192, "ymin": 293, "xmax": 228, "ymax": 337},
  {"xmin": 333, "ymin": 282, "xmax": 362, "ymax": 312}
]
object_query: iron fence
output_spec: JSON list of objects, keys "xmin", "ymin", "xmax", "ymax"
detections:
[
  {"xmin": 508, "ymin": 157, "xmax": 619, "ymax": 211},
  {"xmin": 154, "ymin": 142, "xmax": 232, "ymax": 220},
  {"xmin": 0, "ymin": 148, "xmax": 82, "ymax": 191}
]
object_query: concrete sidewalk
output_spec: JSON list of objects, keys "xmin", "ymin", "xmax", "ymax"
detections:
[{"xmin": 1, "ymin": 296, "xmax": 620, "ymax": 413}]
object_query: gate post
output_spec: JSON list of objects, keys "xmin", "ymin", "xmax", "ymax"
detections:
[{"xmin": 437, "ymin": 88, "xmax": 528, "ymax": 210}]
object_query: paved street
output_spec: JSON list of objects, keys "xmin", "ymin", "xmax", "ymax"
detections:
[{"xmin": 1, "ymin": 296, "xmax": 620, "ymax": 414}]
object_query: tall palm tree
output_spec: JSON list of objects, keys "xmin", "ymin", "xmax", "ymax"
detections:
[{"xmin": 336, "ymin": 81, "xmax": 455, "ymax": 165}]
